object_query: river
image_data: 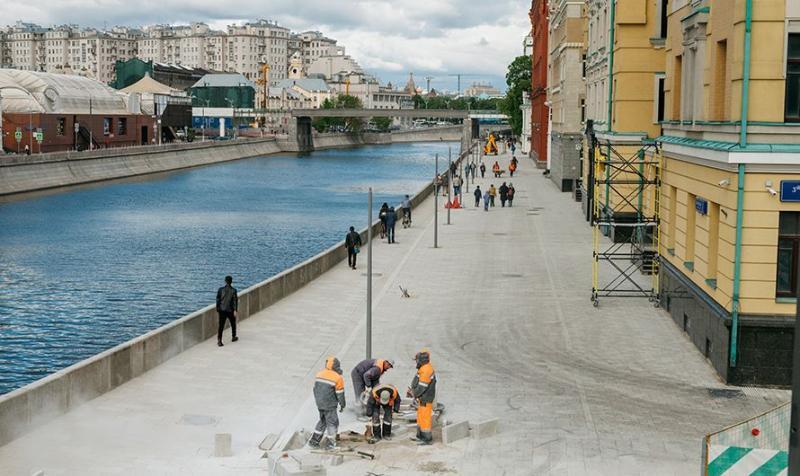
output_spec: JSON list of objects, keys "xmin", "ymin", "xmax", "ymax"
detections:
[{"xmin": 0, "ymin": 141, "xmax": 455, "ymax": 394}]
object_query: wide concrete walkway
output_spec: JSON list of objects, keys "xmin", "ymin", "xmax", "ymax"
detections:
[{"xmin": 0, "ymin": 151, "xmax": 788, "ymax": 475}]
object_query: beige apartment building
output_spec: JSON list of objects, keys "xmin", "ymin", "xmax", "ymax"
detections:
[{"xmin": 547, "ymin": 0, "xmax": 586, "ymax": 192}]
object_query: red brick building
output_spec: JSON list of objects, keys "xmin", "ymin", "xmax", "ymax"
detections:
[{"xmin": 529, "ymin": 0, "xmax": 549, "ymax": 167}]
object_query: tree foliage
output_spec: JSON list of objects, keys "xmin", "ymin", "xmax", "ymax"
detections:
[
  {"xmin": 412, "ymin": 94, "xmax": 502, "ymax": 112},
  {"xmin": 371, "ymin": 116, "xmax": 393, "ymax": 132},
  {"xmin": 500, "ymin": 55, "xmax": 532, "ymax": 136},
  {"xmin": 313, "ymin": 94, "xmax": 365, "ymax": 132}
]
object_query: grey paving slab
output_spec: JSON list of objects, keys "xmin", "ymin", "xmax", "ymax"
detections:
[{"xmin": 0, "ymin": 151, "xmax": 789, "ymax": 475}]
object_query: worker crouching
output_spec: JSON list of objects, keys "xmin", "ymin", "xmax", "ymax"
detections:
[
  {"xmin": 350, "ymin": 358, "xmax": 394, "ymax": 416},
  {"xmin": 310, "ymin": 357, "xmax": 346, "ymax": 450},
  {"xmin": 408, "ymin": 350, "xmax": 436, "ymax": 445},
  {"xmin": 366, "ymin": 384, "xmax": 401, "ymax": 442}
]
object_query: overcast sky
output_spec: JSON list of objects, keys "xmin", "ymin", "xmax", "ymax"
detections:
[{"xmin": 1, "ymin": 0, "xmax": 530, "ymax": 93}]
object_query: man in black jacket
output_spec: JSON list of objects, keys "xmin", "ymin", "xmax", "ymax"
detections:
[
  {"xmin": 385, "ymin": 207, "xmax": 397, "ymax": 244},
  {"xmin": 216, "ymin": 275, "xmax": 238, "ymax": 347},
  {"xmin": 345, "ymin": 226, "xmax": 362, "ymax": 270}
]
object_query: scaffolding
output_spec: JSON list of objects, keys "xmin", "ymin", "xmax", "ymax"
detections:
[{"xmin": 587, "ymin": 124, "xmax": 662, "ymax": 308}]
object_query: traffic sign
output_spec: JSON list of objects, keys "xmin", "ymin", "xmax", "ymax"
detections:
[
  {"xmin": 35, "ymin": 131, "xmax": 43, "ymax": 142},
  {"xmin": 14, "ymin": 130, "xmax": 22, "ymax": 142}
]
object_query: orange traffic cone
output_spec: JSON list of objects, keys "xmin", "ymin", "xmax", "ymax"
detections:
[
  {"xmin": 444, "ymin": 199, "xmax": 452, "ymax": 209},
  {"xmin": 451, "ymin": 196, "xmax": 461, "ymax": 209}
]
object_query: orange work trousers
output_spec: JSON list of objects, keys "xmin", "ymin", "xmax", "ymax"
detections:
[{"xmin": 417, "ymin": 402, "xmax": 433, "ymax": 432}]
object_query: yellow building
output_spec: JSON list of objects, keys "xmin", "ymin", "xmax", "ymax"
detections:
[
  {"xmin": 659, "ymin": 0, "xmax": 800, "ymax": 385},
  {"xmin": 582, "ymin": 0, "xmax": 667, "ymax": 229}
]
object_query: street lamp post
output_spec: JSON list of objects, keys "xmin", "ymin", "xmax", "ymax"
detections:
[
  {"xmin": 447, "ymin": 146, "xmax": 452, "ymax": 225},
  {"xmin": 366, "ymin": 187, "xmax": 373, "ymax": 360},
  {"xmin": 434, "ymin": 153, "xmax": 439, "ymax": 248}
]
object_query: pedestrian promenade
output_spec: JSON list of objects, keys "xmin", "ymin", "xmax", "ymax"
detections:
[{"xmin": 0, "ymin": 150, "xmax": 788, "ymax": 475}]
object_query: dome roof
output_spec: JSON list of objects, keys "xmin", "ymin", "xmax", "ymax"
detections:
[{"xmin": 0, "ymin": 69, "xmax": 129, "ymax": 114}]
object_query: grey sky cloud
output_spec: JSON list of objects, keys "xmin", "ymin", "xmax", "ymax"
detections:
[{"xmin": 1, "ymin": 0, "xmax": 529, "ymax": 91}]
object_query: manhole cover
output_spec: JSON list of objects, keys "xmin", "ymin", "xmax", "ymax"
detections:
[
  {"xmin": 501, "ymin": 273, "xmax": 524, "ymax": 278},
  {"xmin": 707, "ymin": 388, "xmax": 745, "ymax": 399},
  {"xmin": 180, "ymin": 414, "xmax": 218, "ymax": 426},
  {"xmin": 361, "ymin": 273, "xmax": 383, "ymax": 277}
]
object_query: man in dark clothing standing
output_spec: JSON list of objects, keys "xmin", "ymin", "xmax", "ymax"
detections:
[
  {"xmin": 385, "ymin": 207, "xmax": 397, "ymax": 244},
  {"xmin": 216, "ymin": 275, "xmax": 238, "ymax": 347},
  {"xmin": 473, "ymin": 186, "xmax": 482, "ymax": 207},
  {"xmin": 345, "ymin": 226, "xmax": 362, "ymax": 270}
]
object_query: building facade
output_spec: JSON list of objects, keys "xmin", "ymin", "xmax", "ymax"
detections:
[
  {"xmin": 658, "ymin": 0, "xmax": 800, "ymax": 386},
  {"xmin": 581, "ymin": 0, "xmax": 667, "ymax": 220},
  {"xmin": 530, "ymin": 0, "xmax": 550, "ymax": 166},
  {"xmin": 520, "ymin": 91, "xmax": 532, "ymax": 156},
  {"xmin": 547, "ymin": 0, "xmax": 586, "ymax": 192}
]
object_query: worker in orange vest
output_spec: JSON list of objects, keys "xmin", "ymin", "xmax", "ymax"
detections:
[
  {"xmin": 366, "ymin": 383, "xmax": 401, "ymax": 441},
  {"xmin": 407, "ymin": 350, "xmax": 436, "ymax": 445},
  {"xmin": 309, "ymin": 357, "xmax": 346, "ymax": 450}
]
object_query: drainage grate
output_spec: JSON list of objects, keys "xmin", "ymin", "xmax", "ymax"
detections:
[
  {"xmin": 707, "ymin": 388, "xmax": 745, "ymax": 399},
  {"xmin": 501, "ymin": 273, "xmax": 524, "ymax": 278},
  {"xmin": 180, "ymin": 414, "xmax": 218, "ymax": 426},
  {"xmin": 361, "ymin": 273, "xmax": 383, "ymax": 277},
  {"xmin": 493, "ymin": 232, "xmax": 508, "ymax": 236}
]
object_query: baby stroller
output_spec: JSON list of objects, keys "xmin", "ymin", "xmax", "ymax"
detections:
[{"xmin": 402, "ymin": 208, "xmax": 411, "ymax": 228}]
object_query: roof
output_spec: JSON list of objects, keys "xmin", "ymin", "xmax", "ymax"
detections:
[
  {"xmin": 0, "ymin": 69, "xmax": 129, "ymax": 114},
  {"xmin": 191, "ymin": 73, "xmax": 255, "ymax": 89},
  {"xmin": 277, "ymin": 78, "xmax": 329, "ymax": 92},
  {"xmin": 268, "ymin": 87, "xmax": 305, "ymax": 100},
  {"xmin": 119, "ymin": 74, "xmax": 179, "ymax": 94}
]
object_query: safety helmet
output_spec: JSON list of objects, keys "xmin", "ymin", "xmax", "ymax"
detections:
[
  {"xmin": 379, "ymin": 390, "xmax": 391, "ymax": 405},
  {"xmin": 385, "ymin": 359, "xmax": 395, "ymax": 369}
]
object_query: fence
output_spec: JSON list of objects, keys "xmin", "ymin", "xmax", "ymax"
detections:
[{"xmin": 703, "ymin": 401, "xmax": 790, "ymax": 475}]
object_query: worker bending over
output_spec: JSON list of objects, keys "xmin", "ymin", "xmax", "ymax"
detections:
[
  {"xmin": 366, "ymin": 383, "xmax": 401, "ymax": 441},
  {"xmin": 408, "ymin": 350, "xmax": 436, "ymax": 445},
  {"xmin": 309, "ymin": 357, "xmax": 346, "ymax": 450},
  {"xmin": 351, "ymin": 358, "xmax": 394, "ymax": 415}
]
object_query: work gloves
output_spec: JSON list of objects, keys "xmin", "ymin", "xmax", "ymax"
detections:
[{"xmin": 339, "ymin": 404, "xmax": 345, "ymax": 413}]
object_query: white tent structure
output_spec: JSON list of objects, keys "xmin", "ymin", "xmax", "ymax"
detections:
[{"xmin": 0, "ymin": 69, "xmax": 129, "ymax": 114}]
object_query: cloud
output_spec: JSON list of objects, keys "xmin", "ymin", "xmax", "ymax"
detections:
[{"xmin": 1, "ymin": 0, "xmax": 529, "ymax": 90}]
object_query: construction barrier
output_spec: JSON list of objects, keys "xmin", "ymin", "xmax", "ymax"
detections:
[{"xmin": 703, "ymin": 401, "xmax": 789, "ymax": 475}]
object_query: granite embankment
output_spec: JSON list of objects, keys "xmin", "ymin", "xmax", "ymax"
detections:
[{"xmin": 0, "ymin": 126, "xmax": 463, "ymax": 197}]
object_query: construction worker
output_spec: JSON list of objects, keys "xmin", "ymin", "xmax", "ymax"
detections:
[
  {"xmin": 309, "ymin": 357, "xmax": 346, "ymax": 450},
  {"xmin": 366, "ymin": 383, "xmax": 401, "ymax": 441},
  {"xmin": 350, "ymin": 358, "xmax": 394, "ymax": 415},
  {"xmin": 408, "ymin": 350, "xmax": 436, "ymax": 445}
]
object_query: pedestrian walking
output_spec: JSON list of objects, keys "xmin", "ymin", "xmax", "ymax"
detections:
[
  {"xmin": 435, "ymin": 175, "xmax": 443, "ymax": 196},
  {"xmin": 479, "ymin": 163, "xmax": 486, "ymax": 178},
  {"xmin": 345, "ymin": 226, "xmax": 362, "ymax": 270},
  {"xmin": 510, "ymin": 142, "xmax": 516, "ymax": 154},
  {"xmin": 507, "ymin": 183, "xmax": 516, "ymax": 207},
  {"xmin": 379, "ymin": 203, "xmax": 389, "ymax": 239},
  {"xmin": 24, "ymin": 144, "xmax": 30, "ymax": 156},
  {"xmin": 452, "ymin": 175, "xmax": 463, "ymax": 196},
  {"xmin": 509, "ymin": 160, "xmax": 517, "ymax": 177},
  {"xmin": 473, "ymin": 186, "xmax": 482, "ymax": 207},
  {"xmin": 492, "ymin": 161, "xmax": 501, "ymax": 178},
  {"xmin": 499, "ymin": 182, "xmax": 509, "ymax": 207},
  {"xmin": 470, "ymin": 163, "xmax": 476, "ymax": 180},
  {"xmin": 401, "ymin": 195, "xmax": 412, "ymax": 226},
  {"xmin": 216, "ymin": 275, "xmax": 238, "ymax": 347},
  {"xmin": 385, "ymin": 207, "xmax": 397, "ymax": 244},
  {"xmin": 483, "ymin": 190, "xmax": 490, "ymax": 211},
  {"xmin": 309, "ymin": 357, "xmax": 346, "ymax": 450},
  {"xmin": 489, "ymin": 184, "xmax": 497, "ymax": 207}
]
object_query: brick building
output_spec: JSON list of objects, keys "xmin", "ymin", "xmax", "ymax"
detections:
[{"xmin": 529, "ymin": 0, "xmax": 549, "ymax": 167}]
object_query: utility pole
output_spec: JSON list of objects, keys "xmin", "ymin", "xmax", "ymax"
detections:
[
  {"xmin": 366, "ymin": 187, "xmax": 373, "ymax": 359},
  {"xmin": 447, "ymin": 146, "xmax": 452, "ymax": 225},
  {"xmin": 789, "ymin": 261, "xmax": 800, "ymax": 472},
  {"xmin": 434, "ymin": 153, "xmax": 439, "ymax": 248}
]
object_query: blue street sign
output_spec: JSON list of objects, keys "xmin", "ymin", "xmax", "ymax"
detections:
[
  {"xmin": 780, "ymin": 181, "xmax": 800, "ymax": 202},
  {"xmin": 695, "ymin": 197, "xmax": 708, "ymax": 215}
]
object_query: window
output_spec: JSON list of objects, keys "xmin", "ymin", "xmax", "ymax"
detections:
[
  {"xmin": 777, "ymin": 212, "xmax": 800, "ymax": 296},
  {"xmin": 786, "ymin": 34, "xmax": 800, "ymax": 122},
  {"xmin": 707, "ymin": 202, "xmax": 719, "ymax": 283},
  {"xmin": 55, "ymin": 117, "xmax": 66, "ymax": 136},
  {"xmin": 117, "ymin": 118, "xmax": 127, "ymax": 135},
  {"xmin": 654, "ymin": 73, "xmax": 666, "ymax": 123},
  {"xmin": 713, "ymin": 40, "xmax": 728, "ymax": 120},
  {"xmin": 685, "ymin": 192, "xmax": 696, "ymax": 268},
  {"xmin": 103, "ymin": 117, "xmax": 112, "ymax": 135},
  {"xmin": 673, "ymin": 55, "xmax": 683, "ymax": 120},
  {"xmin": 667, "ymin": 185, "xmax": 677, "ymax": 251},
  {"xmin": 657, "ymin": 0, "xmax": 669, "ymax": 39}
]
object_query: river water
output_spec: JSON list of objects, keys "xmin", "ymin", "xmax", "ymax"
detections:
[{"xmin": 0, "ymin": 141, "xmax": 455, "ymax": 394}]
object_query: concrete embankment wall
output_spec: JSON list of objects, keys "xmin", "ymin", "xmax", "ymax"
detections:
[
  {"xmin": 0, "ymin": 126, "xmax": 464, "ymax": 198},
  {"xmin": 0, "ymin": 138, "xmax": 282, "ymax": 197},
  {"xmin": 0, "ymin": 145, "xmax": 475, "ymax": 446}
]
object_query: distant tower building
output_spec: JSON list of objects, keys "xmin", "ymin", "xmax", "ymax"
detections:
[
  {"xmin": 404, "ymin": 72, "xmax": 417, "ymax": 95},
  {"xmin": 288, "ymin": 52, "xmax": 304, "ymax": 79}
]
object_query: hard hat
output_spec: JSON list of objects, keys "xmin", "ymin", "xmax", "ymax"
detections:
[
  {"xmin": 379, "ymin": 390, "xmax": 391, "ymax": 405},
  {"xmin": 385, "ymin": 359, "xmax": 395, "ymax": 369}
]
